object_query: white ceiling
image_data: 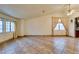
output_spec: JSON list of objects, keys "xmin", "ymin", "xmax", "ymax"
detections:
[{"xmin": 0, "ymin": 4, "xmax": 79, "ymax": 19}]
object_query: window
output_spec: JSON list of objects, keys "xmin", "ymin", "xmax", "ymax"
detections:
[
  {"xmin": 0, "ymin": 17, "xmax": 16, "ymax": 33},
  {"xmin": 6, "ymin": 21, "xmax": 10, "ymax": 32},
  {"xmin": 11, "ymin": 22, "xmax": 15, "ymax": 32},
  {"xmin": 54, "ymin": 19, "xmax": 65, "ymax": 30},
  {"xmin": 0, "ymin": 20, "xmax": 3, "ymax": 32}
]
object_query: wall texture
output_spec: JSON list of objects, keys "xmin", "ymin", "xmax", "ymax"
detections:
[
  {"xmin": 0, "ymin": 12, "xmax": 76, "ymax": 43},
  {"xmin": 0, "ymin": 32, "xmax": 13, "ymax": 43},
  {"xmin": 24, "ymin": 14, "xmax": 69, "ymax": 35},
  {"xmin": 16, "ymin": 19, "xmax": 25, "ymax": 36},
  {"xmin": 68, "ymin": 16, "xmax": 75, "ymax": 37},
  {"xmin": 24, "ymin": 15, "xmax": 52, "ymax": 35},
  {"xmin": 0, "ymin": 13, "xmax": 20, "ymax": 43}
]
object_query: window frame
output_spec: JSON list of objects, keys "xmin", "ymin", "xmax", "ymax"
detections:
[
  {"xmin": 0, "ymin": 17, "xmax": 16, "ymax": 33},
  {"xmin": 6, "ymin": 20, "xmax": 11, "ymax": 32},
  {"xmin": 11, "ymin": 21, "xmax": 15, "ymax": 32}
]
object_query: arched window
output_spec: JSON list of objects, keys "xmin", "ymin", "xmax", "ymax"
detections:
[{"xmin": 54, "ymin": 18, "xmax": 65, "ymax": 30}]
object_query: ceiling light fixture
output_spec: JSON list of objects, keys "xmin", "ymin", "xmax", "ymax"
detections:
[{"xmin": 67, "ymin": 4, "xmax": 75, "ymax": 16}]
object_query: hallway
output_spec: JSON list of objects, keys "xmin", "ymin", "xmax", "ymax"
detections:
[{"xmin": 0, "ymin": 37, "xmax": 78, "ymax": 54}]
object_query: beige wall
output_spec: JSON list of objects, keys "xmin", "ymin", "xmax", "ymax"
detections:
[
  {"xmin": 53, "ymin": 30, "xmax": 66, "ymax": 35},
  {"xmin": 68, "ymin": 12, "xmax": 79, "ymax": 37},
  {"xmin": 68, "ymin": 16, "xmax": 75, "ymax": 37},
  {"xmin": 0, "ymin": 13, "xmax": 21, "ymax": 43},
  {"xmin": 0, "ymin": 12, "xmax": 76, "ymax": 43},
  {"xmin": 24, "ymin": 14, "xmax": 69, "ymax": 35},
  {"xmin": 16, "ymin": 19, "xmax": 25, "ymax": 36},
  {"xmin": 24, "ymin": 15, "xmax": 52, "ymax": 35},
  {"xmin": 0, "ymin": 32, "xmax": 13, "ymax": 43},
  {"xmin": 0, "ymin": 19, "xmax": 24, "ymax": 43},
  {"xmin": 0, "ymin": 12, "xmax": 70, "ymax": 43}
]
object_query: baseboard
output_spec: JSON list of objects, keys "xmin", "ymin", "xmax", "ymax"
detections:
[
  {"xmin": 17, "ymin": 36, "xmax": 25, "ymax": 38},
  {"xmin": 24, "ymin": 35, "xmax": 53, "ymax": 37},
  {"xmin": 53, "ymin": 35, "xmax": 68, "ymax": 37},
  {"xmin": 24, "ymin": 35, "xmax": 68, "ymax": 37}
]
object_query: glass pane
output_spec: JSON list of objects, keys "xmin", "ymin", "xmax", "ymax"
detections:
[
  {"xmin": 54, "ymin": 23, "xmax": 60, "ymax": 30},
  {"xmin": 54, "ymin": 19, "xmax": 65, "ymax": 31},
  {"xmin": 11, "ymin": 22, "xmax": 15, "ymax": 32},
  {"xmin": 59, "ymin": 23, "xmax": 65, "ymax": 30},
  {"xmin": 0, "ymin": 21, "xmax": 2, "ymax": 32},
  {"xmin": 6, "ymin": 21, "xmax": 10, "ymax": 32}
]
